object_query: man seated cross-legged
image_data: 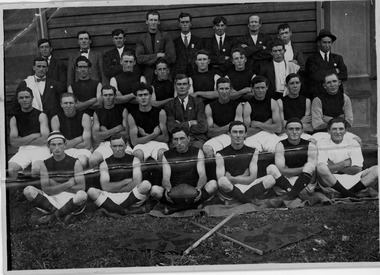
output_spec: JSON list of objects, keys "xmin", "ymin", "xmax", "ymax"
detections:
[
  {"xmin": 316, "ymin": 117, "xmax": 378, "ymax": 198},
  {"xmin": 23, "ymin": 131, "xmax": 88, "ymax": 225},
  {"xmin": 151, "ymin": 126, "xmax": 217, "ymax": 214},
  {"xmin": 216, "ymin": 121, "xmax": 277, "ymax": 205},
  {"xmin": 87, "ymin": 134, "xmax": 151, "ymax": 217},
  {"xmin": 266, "ymin": 118, "xmax": 318, "ymax": 203}
]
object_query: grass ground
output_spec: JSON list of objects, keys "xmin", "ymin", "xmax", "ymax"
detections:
[{"xmin": 7, "ymin": 195, "xmax": 379, "ymax": 270}]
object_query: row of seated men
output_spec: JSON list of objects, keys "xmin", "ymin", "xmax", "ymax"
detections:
[
  {"xmin": 8, "ymin": 72, "xmax": 378, "ymax": 223},
  {"xmin": 24, "ymin": 10, "xmax": 347, "ymax": 117},
  {"xmin": 19, "ymin": 117, "xmax": 378, "ymax": 224},
  {"xmin": 8, "ymin": 71, "xmax": 356, "ymax": 178}
]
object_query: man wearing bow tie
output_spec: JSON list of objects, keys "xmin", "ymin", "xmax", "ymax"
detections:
[
  {"xmin": 19, "ymin": 57, "xmax": 64, "ymax": 121},
  {"xmin": 135, "ymin": 10, "xmax": 176, "ymax": 85},
  {"xmin": 67, "ymin": 31, "xmax": 106, "ymax": 87},
  {"xmin": 173, "ymin": 12, "xmax": 203, "ymax": 77},
  {"xmin": 305, "ymin": 29, "xmax": 347, "ymax": 98}
]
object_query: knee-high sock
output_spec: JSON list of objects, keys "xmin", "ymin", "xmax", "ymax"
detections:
[
  {"xmin": 244, "ymin": 182, "xmax": 267, "ymax": 198},
  {"xmin": 120, "ymin": 190, "xmax": 140, "ymax": 209},
  {"xmin": 288, "ymin": 172, "xmax": 313, "ymax": 198},
  {"xmin": 101, "ymin": 197, "xmax": 125, "ymax": 215},
  {"xmin": 275, "ymin": 175, "xmax": 292, "ymax": 192},
  {"xmin": 332, "ymin": 181, "xmax": 357, "ymax": 198},
  {"xmin": 198, "ymin": 188, "xmax": 212, "ymax": 203},
  {"xmin": 348, "ymin": 181, "xmax": 366, "ymax": 193},
  {"xmin": 57, "ymin": 198, "xmax": 84, "ymax": 218},
  {"xmin": 225, "ymin": 185, "xmax": 252, "ymax": 204},
  {"xmin": 30, "ymin": 193, "xmax": 57, "ymax": 214}
]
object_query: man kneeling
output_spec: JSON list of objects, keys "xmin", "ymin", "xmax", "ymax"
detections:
[
  {"xmin": 24, "ymin": 131, "xmax": 88, "ymax": 224},
  {"xmin": 151, "ymin": 126, "xmax": 217, "ymax": 214},
  {"xmin": 87, "ymin": 134, "xmax": 151, "ymax": 216}
]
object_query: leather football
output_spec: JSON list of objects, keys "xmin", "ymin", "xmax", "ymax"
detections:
[{"xmin": 168, "ymin": 184, "xmax": 199, "ymax": 204}]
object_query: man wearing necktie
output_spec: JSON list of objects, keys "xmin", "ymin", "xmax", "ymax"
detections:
[
  {"xmin": 305, "ymin": 29, "xmax": 347, "ymax": 98},
  {"xmin": 164, "ymin": 74, "xmax": 207, "ymax": 149},
  {"xmin": 67, "ymin": 31, "xmax": 106, "ymax": 87},
  {"xmin": 205, "ymin": 16, "xmax": 236, "ymax": 76},
  {"xmin": 173, "ymin": 12, "xmax": 203, "ymax": 77},
  {"xmin": 18, "ymin": 57, "xmax": 64, "ymax": 121}
]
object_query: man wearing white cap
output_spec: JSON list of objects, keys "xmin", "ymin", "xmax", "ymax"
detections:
[{"xmin": 23, "ymin": 131, "xmax": 88, "ymax": 224}]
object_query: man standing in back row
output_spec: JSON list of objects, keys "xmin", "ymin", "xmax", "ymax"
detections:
[
  {"xmin": 236, "ymin": 14, "xmax": 272, "ymax": 74},
  {"xmin": 67, "ymin": 31, "xmax": 106, "ymax": 87},
  {"xmin": 136, "ymin": 10, "xmax": 176, "ymax": 85},
  {"xmin": 305, "ymin": 29, "xmax": 347, "ymax": 98},
  {"xmin": 173, "ymin": 12, "xmax": 203, "ymax": 77}
]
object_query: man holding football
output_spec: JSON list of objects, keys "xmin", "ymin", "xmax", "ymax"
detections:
[{"xmin": 150, "ymin": 126, "xmax": 217, "ymax": 214}]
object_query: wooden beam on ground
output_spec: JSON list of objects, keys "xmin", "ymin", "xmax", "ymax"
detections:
[
  {"xmin": 191, "ymin": 221, "xmax": 263, "ymax": 255},
  {"xmin": 183, "ymin": 213, "xmax": 235, "ymax": 256}
]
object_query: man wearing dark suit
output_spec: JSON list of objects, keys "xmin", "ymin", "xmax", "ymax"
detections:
[
  {"xmin": 135, "ymin": 10, "xmax": 176, "ymax": 85},
  {"xmin": 305, "ymin": 29, "xmax": 348, "ymax": 98},
  {"xmin": 67, "ymin": 31, "xmax": 106, "ymax": 87},
  {"xmin": 103, "ymin": 29, "xmax": 135, "ymax": 83},
  {"xmin": 164, "ymin": 74, "xmax": 207, "ymax": 149},
  {"xmin": 277, "ymin": 23, "xmax": 305, "ymax": 71},
  {"xmin": 173, "ymin": 12, "xmax": 203, "ymax": 77},
  {"xmin": 36, "ymin": 38, "xmax": 67, "ymax": 89},
  {"xmin": 260, "ymin": 39, "xmax": 300, "ymax": 99},
  {"xmin": 236, "ymin": 14, "xmax": 272, "ymax": 74},
  {"xmin": 21, "ymin": 57, "xmax": 65, "ymax": 121},
  {"xmin": 204, "ymin": 16, "xmax": 237, "ymax": 76}
]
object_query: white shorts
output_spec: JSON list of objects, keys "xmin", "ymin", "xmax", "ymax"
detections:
[
  {"xmin": 204, "ymin": 134, "xmax": 231, "ymax": 153},
  {"xmin": 273, "ymin": 175, "xmax": 317, "ymax": 195},
  {"xmin": 65, "ymin": 148, "xmax": 92, "ymax": 159},
  {"xmin": 133, "ymin": 141, "xmax": 168, "ymax": 160},
  {"xmin": 94, "ymin": 188, "xmax": 147, "ymax": 208},
  {"xmin": 334, "ymin": 171, "xmax": 364, "ymax": 189},
  {"xmin": 94, "ymin": 141, "xmax": 133, "ymax": 159},
  {"xmin": 219, "ymin": 175, "xmax": 273, "ymax": 201},
  {"xmin": 245, "ymin": 131, "xmax": 280, "ymax": 152},
  {"xmin": 8, "ymin": 145, "xmax": 51, "ymax": 170}
]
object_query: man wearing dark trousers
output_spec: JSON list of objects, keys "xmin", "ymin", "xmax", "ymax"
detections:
[{"xmin": 173, "ymin": 12, "xmax": 203, "ymax": 77}]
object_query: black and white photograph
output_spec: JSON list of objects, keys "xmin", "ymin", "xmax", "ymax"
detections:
[{"xmin": 1, "ymin": 0, "xmax": 379, "ymax": 274}]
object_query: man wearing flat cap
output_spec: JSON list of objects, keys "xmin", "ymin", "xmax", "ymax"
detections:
[{"xmin": 305, "ymin": 29, "xmax": 347, "ymax": 98}]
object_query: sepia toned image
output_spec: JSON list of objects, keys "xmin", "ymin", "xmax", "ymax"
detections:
[{"xmin": 1, "ymin": 0, "xmax": 378, "ymax": 274}]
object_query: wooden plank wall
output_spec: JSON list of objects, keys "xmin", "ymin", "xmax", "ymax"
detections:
[{"xmin": 45, "ymin": 2, "xmax": 318, "ymax": 62}]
